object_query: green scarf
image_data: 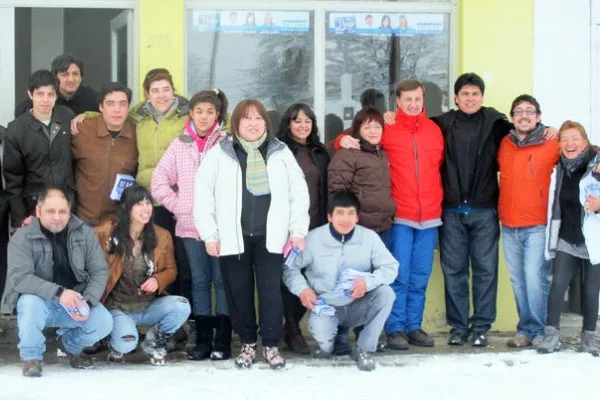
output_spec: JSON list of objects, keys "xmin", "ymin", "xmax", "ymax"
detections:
[{"xmin": 238, "ymin": 134, "xmax": 270, "ymax": 196}]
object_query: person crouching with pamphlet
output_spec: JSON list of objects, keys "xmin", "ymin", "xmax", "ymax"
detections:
[
  {"xmin": 0, "ymin": 188, "xmax": 113, "ymax": 377},
  {"xmin": 283, "ymin": 190, "xmax": 398, "ymax": 371},
  {"xmin": 94, "ymin": 185, "xmax": 190, "ymax": 365}
]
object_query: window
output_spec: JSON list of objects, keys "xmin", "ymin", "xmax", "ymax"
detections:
[{"xmin": 186, "ymin": 2, "xmax": 455, "ymax": 139}]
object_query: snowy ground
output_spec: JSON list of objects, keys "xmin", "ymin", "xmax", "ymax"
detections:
[{"xmin": 1, "ymin": 350, "xmax": 597, "ymax": 400}]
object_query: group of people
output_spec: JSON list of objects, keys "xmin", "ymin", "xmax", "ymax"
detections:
[{"xmin": 0, "ymin": 52, "xmax": 599, "ymax": 378}]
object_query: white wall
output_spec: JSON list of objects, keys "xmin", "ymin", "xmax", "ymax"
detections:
[
  {"xmin": 31, "ymin": 8, "xmax": 63, "ymax": 71},
  {"xmin": 0, "ymin": 7, "xmax": 15, "ymax": 128},
  {"xmin": 533, "ymin": 0, "xmax": 591, "ymax": 138}
]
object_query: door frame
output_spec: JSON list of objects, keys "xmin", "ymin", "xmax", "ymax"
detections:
[
  {"xmin": 184, "ymin": 0, "xmax": 457, "ymax": 135},
  {"xmin": 110, "ymin": 9, "xmax": 136, "ymax": 92}
]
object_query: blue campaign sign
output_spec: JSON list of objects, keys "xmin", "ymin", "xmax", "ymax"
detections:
[
  {"xmin": 192, "ymin": 10, "xmax": 310, "ymax": 33},
  {"xmin": 328, "ymin": 12, "xmax": 444, "ymax": 36}
]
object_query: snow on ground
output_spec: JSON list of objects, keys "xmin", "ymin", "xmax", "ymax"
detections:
[{"xmin": 1, "ymin": 350, "xmax": 597, "ymax": 400}]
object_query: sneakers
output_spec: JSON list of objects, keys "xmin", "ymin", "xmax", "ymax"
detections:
[
  {"xmin": 107, "ymin": 343, "xmax": 124, "ymax": 363},
  {"xmin": 57, "ymin": 336, "xmax": 93, "ymax": 369},
  {"xmin": 537, "ymin": 326, "xmax": 561, "ymax": 354},
  {"xmin": 235, "ymin": 343, "xmax": 257, "ymax": 369},
  {"xmin": 22, "ymin": 360, "xmax": 42, "ymax": 377},
  {"xmin": 532, "ymin": 335, "xmax": 545, "ymax": 347},
  {"xmin": 351, "ymin": 347, "xmax": 376, "ymax": 372},
  {"xmin": 407, "ymin": 329, "xmax": 435, "ymax": 347},
  {"xmin": 448, "ymin": 331, "xmax": 469, "ymax": 346},
  {"xmin": 506, "ymin": 334, "xmax": 532, "ymax": 348},
  {"xmin": 580, "ymin": 330, "xmax": 599, "ymax": 357},
  {"xmin": 263, "ymin": 346, "xmax": 286, "ymax": 370},
  {"xmin": 313, "ymin": 347, "xmax": 333, "ymax": 359},
  {"xmin": 387, "ymin": 332, "xmax": 410, "ymax": 350},
  {"xmin": 470, "ymin": 331, "xmax": 488, "ymax": 347},
  {"xmin": 141, "ymin": 326, "xmax": 171, "ymax": 366}
]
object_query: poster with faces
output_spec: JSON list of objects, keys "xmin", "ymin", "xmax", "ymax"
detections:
[
  {"xmin": 328, "ymin": 12, "xmax": 444, "ymax": 36},
  {"xmin": 192, "ymin": 10, "xmax": 310, "ymax": 33}
]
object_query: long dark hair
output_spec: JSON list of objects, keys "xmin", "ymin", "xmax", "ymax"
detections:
[
  {"xmin": 277, "ymin": 103, "xmax": 324, "ymax": 154},
  {"xmin": 108, "ymin": 185, "xmax": 157, "ymax": 257}
]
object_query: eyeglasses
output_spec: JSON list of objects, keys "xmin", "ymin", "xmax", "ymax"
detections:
[{"xmin": 512, "ymin": 109, "xmax": 538, "ymax": 116}]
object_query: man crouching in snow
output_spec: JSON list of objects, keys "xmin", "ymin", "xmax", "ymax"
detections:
[
  {"xmin": 283, "ymin": 190, "xmax": 398, "ymax": 371},
  {"xmin": 1, "ymin": 188, "xmax": 113, "ymax": 377}
]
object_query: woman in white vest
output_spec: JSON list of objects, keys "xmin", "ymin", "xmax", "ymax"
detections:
[
  {"xmin": 539, "ymin": 120, "xmax": 600, "ymax": 356},
  {"xmin": 194, "ymin": 99, "xmax": 309, "ymax": 370}
]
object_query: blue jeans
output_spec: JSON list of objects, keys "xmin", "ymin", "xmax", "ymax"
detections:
[
  {"xmin": 440, "ymin": 208, "xmax": 499, "ymax": 334},
  {"xmin": 502, "ymin": 225, "xmax": 550, "ymax": 339},
  {"xmin": 183, "ymin": 238, "xmax": 228, "ymax": 316},
  {"xmin": 108, "ymin": 295, "xmax": 190, "ymax": 354},
  {"xmin": 16, "ymin": 294, "xmax": 113, "ymax": 361},
  {"xmin": 379, "ymin": 228, "xmax": 391, "ymax": 250},
  {"xmin": 385, "ymin": 224, "xmax": 437, "ymax": 334}
]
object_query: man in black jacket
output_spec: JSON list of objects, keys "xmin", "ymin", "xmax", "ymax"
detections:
[
  {"xmin": 3, "ymin": 70, "xmax": 75, "ymax": 228},
  {"xmin": 14, "ymin": 53, "xmax": 100, "ymax": 117},
  {"xmin": 433, "ymin": 73, "xmax": 512, "ymax": 347}
]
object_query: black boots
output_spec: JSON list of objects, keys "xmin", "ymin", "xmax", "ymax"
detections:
[
  {"xmin": 187, "ymin": 315, "xmax": 232, "ymax": 361},
  {"xmin": 187, "ymin": 315, "xmax": 214, "ymax": 360},
  {"xmin": 283, "ymin": 314, "xmax": 310, "ymax": 355},
  {"xmin": 211, "ymin": 314, "xmax": 232, "ymax": 360}
]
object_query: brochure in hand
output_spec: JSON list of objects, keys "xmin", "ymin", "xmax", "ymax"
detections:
[
  {"xmin": 110, "ymin": 174, "xmax": 136, "ymax": 201},
  {"xmin": 61, "ymin": 297, "xmax": 90, "ymax": 320}
]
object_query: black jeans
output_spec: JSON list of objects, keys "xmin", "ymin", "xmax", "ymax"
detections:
[
  {"xmin": 439, "ymin": 209, "xmax": 499, "ymax": 334},
  {"xmin": 153, "ymin": 206, "xmax": 193, "ymax": 306},
  {"xmin": 220, "ymin": 235, "xmax": 283, "ymax": 347},
  {"xmin": 547, "ymin": 251, "xmax": 600, "ymax": 331}
]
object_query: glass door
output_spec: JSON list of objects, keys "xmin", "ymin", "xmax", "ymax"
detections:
[{"xmin": 110, "ymin": 9, "xmax": 134, "ymax": 91}]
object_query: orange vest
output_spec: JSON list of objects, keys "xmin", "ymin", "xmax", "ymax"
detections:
[{"xmin": 497, "ymin": 136, "xmax": 559, "ymax": 228}]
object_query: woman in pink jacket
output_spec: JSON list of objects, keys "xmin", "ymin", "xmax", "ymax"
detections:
[{"xmin": 151, "ymin": 90, "xmax": 229, "ymax": 361}]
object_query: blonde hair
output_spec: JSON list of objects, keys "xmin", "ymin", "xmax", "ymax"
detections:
[{"xmin": 558, "ymin": 120, "xmax": 589, "ymax": 145}]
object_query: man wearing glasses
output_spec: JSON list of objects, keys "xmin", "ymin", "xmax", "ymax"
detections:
[{"xmin": 497, "ymin": 95, "xmax": 559, "ymax": 349}]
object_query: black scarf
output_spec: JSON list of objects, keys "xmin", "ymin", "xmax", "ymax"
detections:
[{"xmin": 560, "ymin": 145, "xmax": 593, "ymax": 177}]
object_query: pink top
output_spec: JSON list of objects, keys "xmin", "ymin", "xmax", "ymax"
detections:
[{"xmin": 151, "ymin": 122, "xmax": 223, "ymax": 239}]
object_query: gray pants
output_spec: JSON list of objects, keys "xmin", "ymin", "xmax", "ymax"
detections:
[{"xmin": 308, "ymin": 286, "xmax": 395, "ymax": 353}]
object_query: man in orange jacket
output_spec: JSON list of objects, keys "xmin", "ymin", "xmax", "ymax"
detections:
[{"xmin": 497, "ymin": 95, "xmax": 559, "ymax": 348}]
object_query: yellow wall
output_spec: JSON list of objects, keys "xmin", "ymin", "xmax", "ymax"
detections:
[
  {"xmin": 138, "ymin": 0, "xmax": 185, "ymax": 101},
  {"xmin": 136, "ymin": 0, "xmax": 535, "ymax": 333},
  {"xmin": 423, "ymin": 0, "xmax": 533, "ymax": 333}
]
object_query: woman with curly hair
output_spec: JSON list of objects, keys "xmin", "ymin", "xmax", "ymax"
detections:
[{"xmin": 276, "ymin": 103, "xmax": 329, "ymax": 354}]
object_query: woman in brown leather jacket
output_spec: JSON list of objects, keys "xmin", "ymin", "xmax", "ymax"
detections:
[{"xmin": 94, "ymin": 185, "xmax": 190, "ymax": 365}]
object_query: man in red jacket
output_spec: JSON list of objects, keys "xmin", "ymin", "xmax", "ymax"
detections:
[
  {"xmin": 381, "ymin": 80, "xmax": 443, "ymax": 349},
  {"xmin": 338, "ymin": 80, "xmax": 444, "ymax": 349}
]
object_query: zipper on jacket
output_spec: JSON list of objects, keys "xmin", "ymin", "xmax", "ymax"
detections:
[
  {"xmin": 236, "ymin": 160, "xmax": 242, "ymax": 260},
  {"xmin": 100, "ymin": 137, "xmax": 116, "ymax": 224},
  {"xmin": 412, "ymin": 121, "xmax": 422, "ymax": 222},
  {"xmin": 528, "ymin": 153, "xmax": 534, "ymax": 177}
]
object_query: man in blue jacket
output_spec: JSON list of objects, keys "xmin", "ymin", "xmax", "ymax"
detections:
[{"xmin": 283, "ymin": 190, "xmax": 398, "ymax": 371}]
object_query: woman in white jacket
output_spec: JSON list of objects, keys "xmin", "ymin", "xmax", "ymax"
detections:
[
  {"xmin": 194, "ymin": 99, "xmax": 309, "ymax": 370},
  {"xmin": 538, "ymin": 120, "xmax": 600, "ymax": 356}
]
